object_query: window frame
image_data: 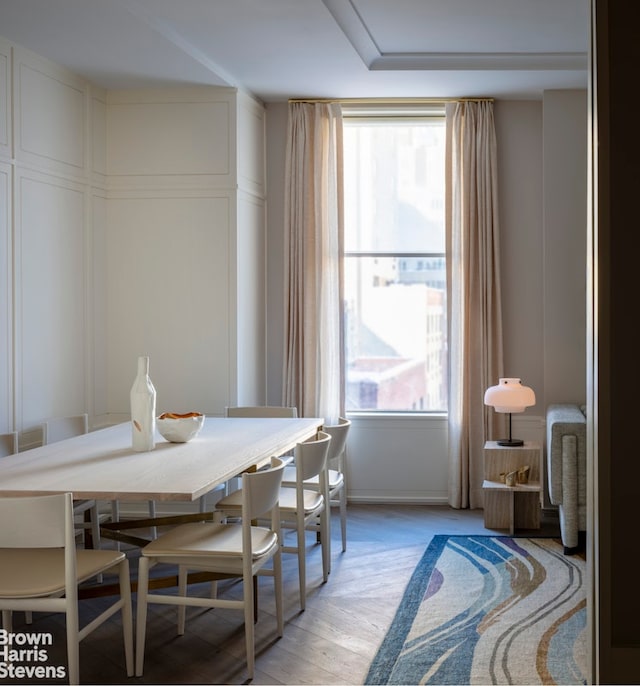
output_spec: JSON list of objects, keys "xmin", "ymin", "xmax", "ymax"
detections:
[{"xmin": 342, "ymin": 107, "xmax": 448, "ymax": 416}]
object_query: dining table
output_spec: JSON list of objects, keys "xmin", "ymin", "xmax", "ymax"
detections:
[
  {"xmin": 0, "ymin": 415, "xmax": 323, "ymax": 596},
  {"xmin": 0, "ymin": 416, "xmax": 322, "ymax": 501}
]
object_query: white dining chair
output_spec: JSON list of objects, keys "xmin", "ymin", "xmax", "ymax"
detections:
[
  {"xmin": 43, "ymin": 414, "xmax": 157, "ymax": 542},
  {"xmin": 0, "ymin": 431, "xmax": 32, "ymax": 625},
  {"xmin": 282, "ymin": 417, "xmax": 351, "ymax": 552},
  {"xmin": 42, "ymin": 414, "xmax": 89, "ymax": 446},
  {"xmin": 221, "ymin": 406, "xmax": 299, "ymax": 494},
  {"xmin": 193, "ymin": 404, "xmax": 300, "ymax": 512},
  {"xmin": 216, "ymin": 430, "xmax": 331, "ymax": 611},
  {"xmin": 42, "ymin": 415, "xmax": 103, "ymax": 550},
  {"xmin": 135, "ymin": 456, "xmax": 286, "ymax": 681},
  {"xmin": 0, "ymin": 431, "xmax": 18, "ymax": 458},
  {"xmin": 0, "ymin": 492, "xmax": 134, "ymax": 685}
]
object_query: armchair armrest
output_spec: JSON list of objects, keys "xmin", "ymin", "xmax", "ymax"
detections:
[{"xmin": 546, "ymin": 403, "xmax": 586, "ymax": 505}]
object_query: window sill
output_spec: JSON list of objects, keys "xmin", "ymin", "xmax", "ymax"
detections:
[{"xmin": 345, "ymin": 411, "xmax": 447, "ymax": 421}]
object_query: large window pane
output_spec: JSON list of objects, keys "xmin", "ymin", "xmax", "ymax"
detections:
[
  {"xmin": 344, "ymin": 256, "xmax": 447, "ymax": 412},
  {"xmin": 344, "ymin": 115, "xmax": 447, "ymax": 413},
  {"xmin": 344, "ymin": 120, "xmax": 445, "ymax": 253}
]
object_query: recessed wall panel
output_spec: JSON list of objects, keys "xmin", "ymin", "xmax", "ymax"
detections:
[
  {"xmin": 0, "ymin": 162, "xmax": 11, "ymax": 432},
  {"xmin": 237, "ymin": 92, "xmax": 265, "ymax": 198},
  {"xmin": 107, "ymin": 100, "xmax": 231, "ymax": 178},
  {"xmin": 91, "ymin": 191, "xmax": 107, "ymax": 419},
  {"xmin": 92, "ymin": 94, "xmax": 107, "ymax": 178},
  {"xmin": 236, "ymin": 194, "xmax": 265, "ymax": 402},
  {"xmin": 0, "ymin": 39, "xmax": 10, "ymax": 159},
  {"xmin": 105, "ymin": 194, "xmax": 230, "ymax": 416},
  {"xmin": 15, "ymin": 55, "xmax": 85, "ymax": 174},
  {"xmin": 17, "ymin": 173, "xmax": 86, "ymax": 427}
]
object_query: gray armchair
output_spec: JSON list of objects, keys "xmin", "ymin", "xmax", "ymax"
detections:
[{"xmin": 546, "ymin": 403, "xmax": 587, "ymax": 553}]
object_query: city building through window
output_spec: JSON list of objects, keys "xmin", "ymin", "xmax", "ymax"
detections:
[{"xmin": 343, "ymin": 107, "xmax": 447, "ymax": 412}]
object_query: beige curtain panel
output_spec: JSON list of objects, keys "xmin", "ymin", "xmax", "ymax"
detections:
[
  {"xmin": 446, "ymin": 100, "xmax": 504, "ymax": 509},
  {"xmin": 283, "ymin": 102, "xmax": 345, "ymax": 423}
]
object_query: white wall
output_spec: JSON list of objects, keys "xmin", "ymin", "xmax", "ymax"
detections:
[
  {"xmin": 495, "ymin": 100, "xmax": 544, "ymax": 401},
  {"xmin": 101, "ymin": 87, "xmax": 260, "ymax": 422},
  {"xmin": 0, "ymin": 40, "xmax": 267, "ymax": 451},
  {"xmin": 0, "ymin": 39, "xmax": 11, "ymax": 433},
  {"xmin": 0, "ymin": 42, "xmax": 99, "ymax": 445},
  {"xmin": 236, "ymin": 91, "xmax": 269, "ymax": 406},
  {"xmin": 542, "ymin": 90, "xmax": 587, "ymax": 407}
]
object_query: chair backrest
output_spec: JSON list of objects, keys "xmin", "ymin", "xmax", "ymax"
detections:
[
  {"xmin": 294, "ymin": 431, "xmax": 331, "ymax": 482},
  {"xmin": 323, "ymin": 417, "xmax": 350, "ymax": 469},
  {"xmin": 226, "ymin": 406, "xmax": 298, "ymax": 418},
  {"xmin": 0, "ymin": 492, "xmax": 74, "ymax": 550},
  {"xmin": 42, "ymin": 413, "xmax": 89, "ymax": 445},
  {"xmin": 241, "ymin": 456, "xmax": 286, "ymax": 522},
  {"xmin": 0, "ymin": 431, "xmax": 18, "ymax": 457}
]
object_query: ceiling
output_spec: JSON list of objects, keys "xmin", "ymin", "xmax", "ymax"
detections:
[{"xmin": 0, "ymin": 0, "xmax": 590, "ymax": 102}]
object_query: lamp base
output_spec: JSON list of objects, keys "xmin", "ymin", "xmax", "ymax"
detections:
[{"xmin": 497, "ymin": 438, "xmax": 524, "ymax": 447}]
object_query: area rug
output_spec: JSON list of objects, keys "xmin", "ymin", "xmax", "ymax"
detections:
[{"xmin": 366, "ymin": 535, "xmax": 587, "ymax": 685}]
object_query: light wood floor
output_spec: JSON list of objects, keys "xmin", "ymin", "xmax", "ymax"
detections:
[{"xmin": 7, "ymin": 504, "xmax": 560, "ymax": 685}]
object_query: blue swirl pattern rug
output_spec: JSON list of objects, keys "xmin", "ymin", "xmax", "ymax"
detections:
[{"xmin": 366, "ymin": 535, "xmax": 587, "ymax": 685}]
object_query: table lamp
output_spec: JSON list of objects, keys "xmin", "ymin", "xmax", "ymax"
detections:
[{"xmin": 484, "ymin": 377, "xmax": 536, "ymax": 446}]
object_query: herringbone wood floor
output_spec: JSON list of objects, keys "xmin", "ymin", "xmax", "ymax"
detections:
[{"xmin": 6, "ymin": 504, "xmax": 559, "ymax": 685}]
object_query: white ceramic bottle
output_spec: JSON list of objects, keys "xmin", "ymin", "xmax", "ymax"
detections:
[{"xmin": 130, "ymin": 355, "xmax": 156, "ymax": 451}]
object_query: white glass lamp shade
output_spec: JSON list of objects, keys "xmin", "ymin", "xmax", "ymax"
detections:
[{"xmin": 484, "ymin": 378, "xmax": 536, "ymax": 413}]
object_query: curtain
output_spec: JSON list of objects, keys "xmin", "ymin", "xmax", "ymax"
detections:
[
  {"xmin": 282, "ymin": 102, "xmax": 345, "ymax": 423},
  {"xmin": 445, "ymin": 100, "xmax": 504, "ymax": 509}
]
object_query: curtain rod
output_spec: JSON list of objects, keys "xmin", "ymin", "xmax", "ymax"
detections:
[{"xmin": 288, "ymin": 97, "xmax": 494, "ymax": 104}]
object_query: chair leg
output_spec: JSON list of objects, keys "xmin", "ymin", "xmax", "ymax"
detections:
[
  {"xmin": 135, "ymin": 557, "xmax": 151, "ymax": 677},
  {"xmin": 90, "ymin": 503, "xmax": 101, "ymax": 549},
  {"xmin": 110, "ymin": 500, "xmax": 121, "ymax": 551},
  {"xmin": 89, "ymin": 504, "xmax": 105, "ymax": 583},
  {"xmin": 339, "ymin": 489, "xmax": 347, "ymax": 552},
  {"xmin": 274, "ymin": 549, "xmax": 283, "ymax": 637},
  {"xmin": 2, "ymin": 610, "xmax": 12, "ymax": 631},
  {"xmin": 321, "ymin": 506, "xmax": 331, "ymax": 581},
  {"xmin": 118, "ymin": 559, "xmax": 134, "ymax": 677},
  {"xmin": 297, "ymin": 513, "xmax": 306, "ymax": 611},
  {"xmin": 148, "ymin": 500, "xmax": 157, "ymax": 539},
  {"xmin": 243, "ymin": 570, "xmax": 255, "ymax": 680},
  {"xmin": 65, "ymin": 597, "xmax": 80, "ymax": 685},
  {"xmin": 178, "ymin": 565, "xmax": 188, "ymax": 634}
]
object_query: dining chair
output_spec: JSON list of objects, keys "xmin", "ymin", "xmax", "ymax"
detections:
[
  {"xmin": 42, "ymin": 413, "xmax": 90, "ymax": 446},
  {"xmin": 42, "ymin": 415, "xmax": 103, "ymax": 550},
  {"xmin": 135, "ymin": 456, "xmax": 286, "ymax": 681},
  {"xmin": 0, "ymin": 431, "xmax": 32, "ymax": 625},
  {"xmin": 0, "ymin": 431, "xmax": 18, "ymax": 458},
  {"xmin": 43, "ymin": 414, "xmax": 157, "ymax": 541},
  {"xmin": 195, "ymin": 404, "xmax": 299, "ymax": 507},
  {"xmin": 0, "ymin": 492, "xmax": 134, "ymax": 685},
  {"xmin": 282, "ymin": 417, "xmax": 351, "ymax": 552},
  {"xmin": 216, "ymin": 430, "xmax": 331, "ymax": 611}
]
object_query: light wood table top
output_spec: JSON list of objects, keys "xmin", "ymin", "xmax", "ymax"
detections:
[{"xmin": 0, "ymin": 417, "xmax": 323, "ymax": 502}]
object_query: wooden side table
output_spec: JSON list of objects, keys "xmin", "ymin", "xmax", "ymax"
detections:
[{"xmin": 482, "ymin": 440, "xmax": 542, "ymax": 535}]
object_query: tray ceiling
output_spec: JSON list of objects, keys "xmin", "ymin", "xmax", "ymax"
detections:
[{"xmin": 0, "ymin": 0, "xmax": 590, "ymax": 101}]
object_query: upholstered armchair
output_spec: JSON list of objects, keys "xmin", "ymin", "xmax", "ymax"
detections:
[{"xmin": 546, "ymin": 403, "xmax": 587, "ymax": 554}]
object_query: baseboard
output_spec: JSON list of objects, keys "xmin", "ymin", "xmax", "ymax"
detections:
[{"xmin": 347, "ymin": 495, "xmax": 450, "ymax": 505}]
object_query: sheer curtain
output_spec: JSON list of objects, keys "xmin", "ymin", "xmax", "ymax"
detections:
[
  {"xmin": 282, "ymin": 102, "xmax": 345, "ymax": 423},
  {"xmin": 445, "ymin": 100, "xmax": 504, "ymax": 509}
]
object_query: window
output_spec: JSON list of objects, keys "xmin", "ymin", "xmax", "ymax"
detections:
[{"xmin": 343, "ymin": 109, "xmax": 447, "ymax": 413}]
